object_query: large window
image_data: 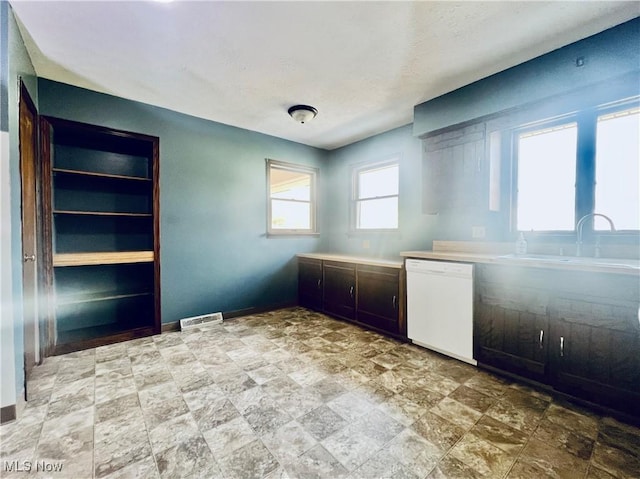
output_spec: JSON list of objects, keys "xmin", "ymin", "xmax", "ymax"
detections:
[
  {"xmin": 352, "ymin": 161, "xmax": 399, "ymax": 230},
  {"xmin": 516, "ymin": 122, "xmax": 577, "ymax": 231},
  {"xmin": 267, "ymin": 159, "xmax": 318, "ymax": 235},
  {"xmin": 594, "ymin": 108, "xmax": 639, "ymax": 230},
  {"xmin": 513, "ymin": 101, "xmax": 639, "ymax": 234}
]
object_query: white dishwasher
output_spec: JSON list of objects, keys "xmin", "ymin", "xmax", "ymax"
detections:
[{"xmin": 406, "ymin": 259, "xmax": 476, "ymax": 365}]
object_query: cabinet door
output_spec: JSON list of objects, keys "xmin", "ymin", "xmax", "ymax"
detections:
[
  {"xmin": 356, "ymin": 266, "xmax": 399, "ymax": 334},
  {"xmin": 474, "ymin": 265, "xmax": 549, "ymax": 382},
  {"xmin": 323, "ymin": 262, "xmax": 356, "ymax": 320},
  {"xmin": 549, "ymin": 294, "xmax": 640, "ymax": 416},
  {"xmin": 423, "ymin": 122, "xmax": 485, "ymax": 215},
  {"xmin": 298, "ymin": 258, "xmax": 323, "ymax": 311}
]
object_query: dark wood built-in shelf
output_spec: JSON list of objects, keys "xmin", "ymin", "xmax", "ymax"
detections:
[
  {"xmin": 53, "ymin": 210, "xmax": 152, "ymax": 217},
  {"xmin": 56, "ymin": 290, "xmax": 152, "ymax": 306},
  {"xmin": 55, "ymin": 325, "xmax": 156, "ymax": 355},
  {"xmin": 53, "ymin": 251, "xmax": 154, "ymax": 267},
  {"xmin": 41, "ymin": 115, "xmax": 161, "ymax": 355},
  {"xmin": 52, "ymin": 167, "xmax": 151, "ymax": 182}
]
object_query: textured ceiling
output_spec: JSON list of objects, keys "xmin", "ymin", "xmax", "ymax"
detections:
[{"xmin": 10, "ymin": 1, "xmax": 640, "ymax": 150}]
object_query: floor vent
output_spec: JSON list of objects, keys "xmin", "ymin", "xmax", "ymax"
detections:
[{"xmin": 180, "ymin": 312, "xmax": 223, "ymax": 330}]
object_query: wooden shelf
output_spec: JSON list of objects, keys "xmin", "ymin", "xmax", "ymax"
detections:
[
  {"xmin": 53, "ymin": 251, "xmax": 154, "ymax": 267},
  {"xmin": 53, "ymin": 210, "xmax": 152, "ymax": 217},
  {"xmin": 52, "ymin": 167, "xmax": 151, "ymax": 182},
  {"xmin": 55, "ymin": 325, "xmax": 156, "ymax": 355},
  {"xmin": 57, "ymin": 290, "xmax": 152, "ymax": 306}
]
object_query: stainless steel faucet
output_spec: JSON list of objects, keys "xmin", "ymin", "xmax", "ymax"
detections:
[{"xmin": 576, "ymin": 213, "xmax": 615, "ymax": 257}]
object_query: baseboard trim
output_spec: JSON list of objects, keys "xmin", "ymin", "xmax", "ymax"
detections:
[
  {"xmin": 223, "ymin": 302, "xmax": 297, "ymax": 320},
  {"xmin": 0, "ymin": 404, "xmax": 16, "ymax": 424},
  {"xmin": 161, "ymin": 322, "xmax": 180, "ymax": 333},
  {"xmin": 161, "ymin": 302, "xmax": 297, "ymax": 333},
  {"xmin": 16, "ymin": 388, "xmax": 26, "ymax": 418}
]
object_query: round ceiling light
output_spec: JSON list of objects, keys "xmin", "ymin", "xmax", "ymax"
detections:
[{"xmin": 288, "ymin": 105, "xmax": 318, "ymax": 124}]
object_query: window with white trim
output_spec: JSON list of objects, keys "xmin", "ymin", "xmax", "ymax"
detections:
[
  {"xmin": 352, "ymin": 161, "xmax": 399, "ymax": 230},
  {"xmin": 512, "ymin": 101, "xmax": 639, "ymax": 233},
  {"xmin": 594, "ymin": 107, "xmax": 639, "ymax": 230},
  {"xmin": 267, "ymin": 159, "xmax": 318, "ymax": 235},
  {"xmin": 515, "ymin": 121, "xmax": 578, "ymax": 231}
]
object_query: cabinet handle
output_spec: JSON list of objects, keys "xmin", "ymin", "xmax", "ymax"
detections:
[
  {"xmin": 317, "ymin": 279, "xmax": 322, "ymax": 289},
  {"xmin": 539, "ymin": 330, "xmax": 544, "ymax": 349},
  {"xmin": 560, "ymin": 336, "xmax": 564, "ymax": 357},
  {"xmin": 392, "ymin": 295, "xmax": 397, "ymax": 309},
  {"xmin": 23, "ymin": 254, "xmax": 36, "ymax": 263},
  {"xmin": 349, "ymin": 286, "xmax": 354, "ymax": 298}
]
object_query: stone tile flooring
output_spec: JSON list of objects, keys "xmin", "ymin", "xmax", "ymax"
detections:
[{"xmin": 2, "ymin": 307, "xmax": 640, "ymax": 479}]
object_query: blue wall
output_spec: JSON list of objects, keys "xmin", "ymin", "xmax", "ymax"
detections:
[
  {"xmin": 38, "ymin": 80, "xmax": 327, "ymax": 323},
  {"xmin": 322, "ymin": 124, "xmax": 433, "ymax": 258},
  {"xmin": 414, "ymin": 17, "xmax": 640, "ymax": 137}
]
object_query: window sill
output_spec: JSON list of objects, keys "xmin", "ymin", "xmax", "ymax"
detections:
[
  {"xmin": 511, "ymin": 231, "xmax": 639, "ymax": 241},
  {"xmin": 267, "ymin": 232, "xmax": 320, "ymax": 238},
  {"xmin": 347, "ymin": 229, "xmax": 401, "ymax": 238}
]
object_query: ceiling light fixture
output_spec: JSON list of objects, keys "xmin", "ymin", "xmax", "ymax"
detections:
[{"xmin": 288, "ymin": 105, "xmax": 318, "ymax": 124}]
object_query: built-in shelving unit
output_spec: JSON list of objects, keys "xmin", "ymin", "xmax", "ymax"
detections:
[{"xmin": 41, "ymin": 116, "xmax": 161, "ymax": 354}]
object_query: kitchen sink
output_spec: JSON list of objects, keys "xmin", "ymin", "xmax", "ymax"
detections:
[{"xmin": 497, "ymin": 253, "xmax": 640, "ymax": 269}]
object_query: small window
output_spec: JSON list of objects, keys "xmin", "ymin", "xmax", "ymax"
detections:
[
  {"xmin": 515, "ymin": 122, "xmax": 577, "ymax": 231},
  {"xmin": 267, "ymin": 159, "xmax": 318, "ymax": 235},
  {"xmin": 595, "ymin": 107, "xmax": 639, "ymax": 231},
  {"xmin": 352, "ymin": 161, "xmax": 399, "ymax": 230}
]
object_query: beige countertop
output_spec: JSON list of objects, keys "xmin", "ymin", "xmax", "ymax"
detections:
[
  {"xmin": 297, "ymin": 253, "xmax": 403, "ymax": 269},
  {"xmin": 297, "ymin": 250, "xmax": 640, "ymax": 275},
  {"xmin": 400, "ymin": 250, "xmax": 640, "ymax": 276}
]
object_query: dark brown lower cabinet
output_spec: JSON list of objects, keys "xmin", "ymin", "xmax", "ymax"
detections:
[
  {"xmin": 474, "ymin": 263, "xmax": 640, "ymax": 418},
  {"xmin": 474, "ymin": 265, "xmax": 549, "ymax": 382},
  {"xmin": 357, "ymin": 265, "xmax": 400, "ymax": 335},
  {"xmin": 322, "ymin": 261, "xmax": 356, "ymax": 321},
  {"xmin": 297, "ymin": 257, "xmax": 405, "ymax": 338},
  {"xmin": 298, "ymin": 258, "xmax": 323, "ymax": 311},
  {"xmin": 549, "ymin": 294, "xmax": 640, "ymax": 417}
]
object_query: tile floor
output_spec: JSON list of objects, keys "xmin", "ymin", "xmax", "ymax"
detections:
[{"xmin": 1, "ymin": 307, "xmax": 639, "ymax": 479}]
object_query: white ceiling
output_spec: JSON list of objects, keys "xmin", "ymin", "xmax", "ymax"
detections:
[{"xmin": 10, "ymin": 1, "xmax": 640, "ymax": 150}]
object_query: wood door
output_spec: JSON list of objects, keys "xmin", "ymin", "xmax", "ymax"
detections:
[
  {"xmin": 298, "ymin": 258, "xmax": 323, "ymax": 311},
  {"xmin": 549, "ymin": 294, "xmax": 640, "ymax": 416},
  {"xmin": 19, "ymin": 82, "xmax": 39, "ymax": 387},
  {"xmin": 473, "ymin": 265, "xmax": 549, "ymax": 382},
  {"xmin": 322, "ymin": 262, "xmax": 356, "ymax": 320},
  {"xmin": 356, "ymin": 266, "xmax": 399, "ymax": 334}
]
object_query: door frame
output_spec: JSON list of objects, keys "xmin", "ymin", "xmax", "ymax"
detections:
[{"xmin": 18, "ymin": 80, "xmax": 53, "ymax": 386}]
